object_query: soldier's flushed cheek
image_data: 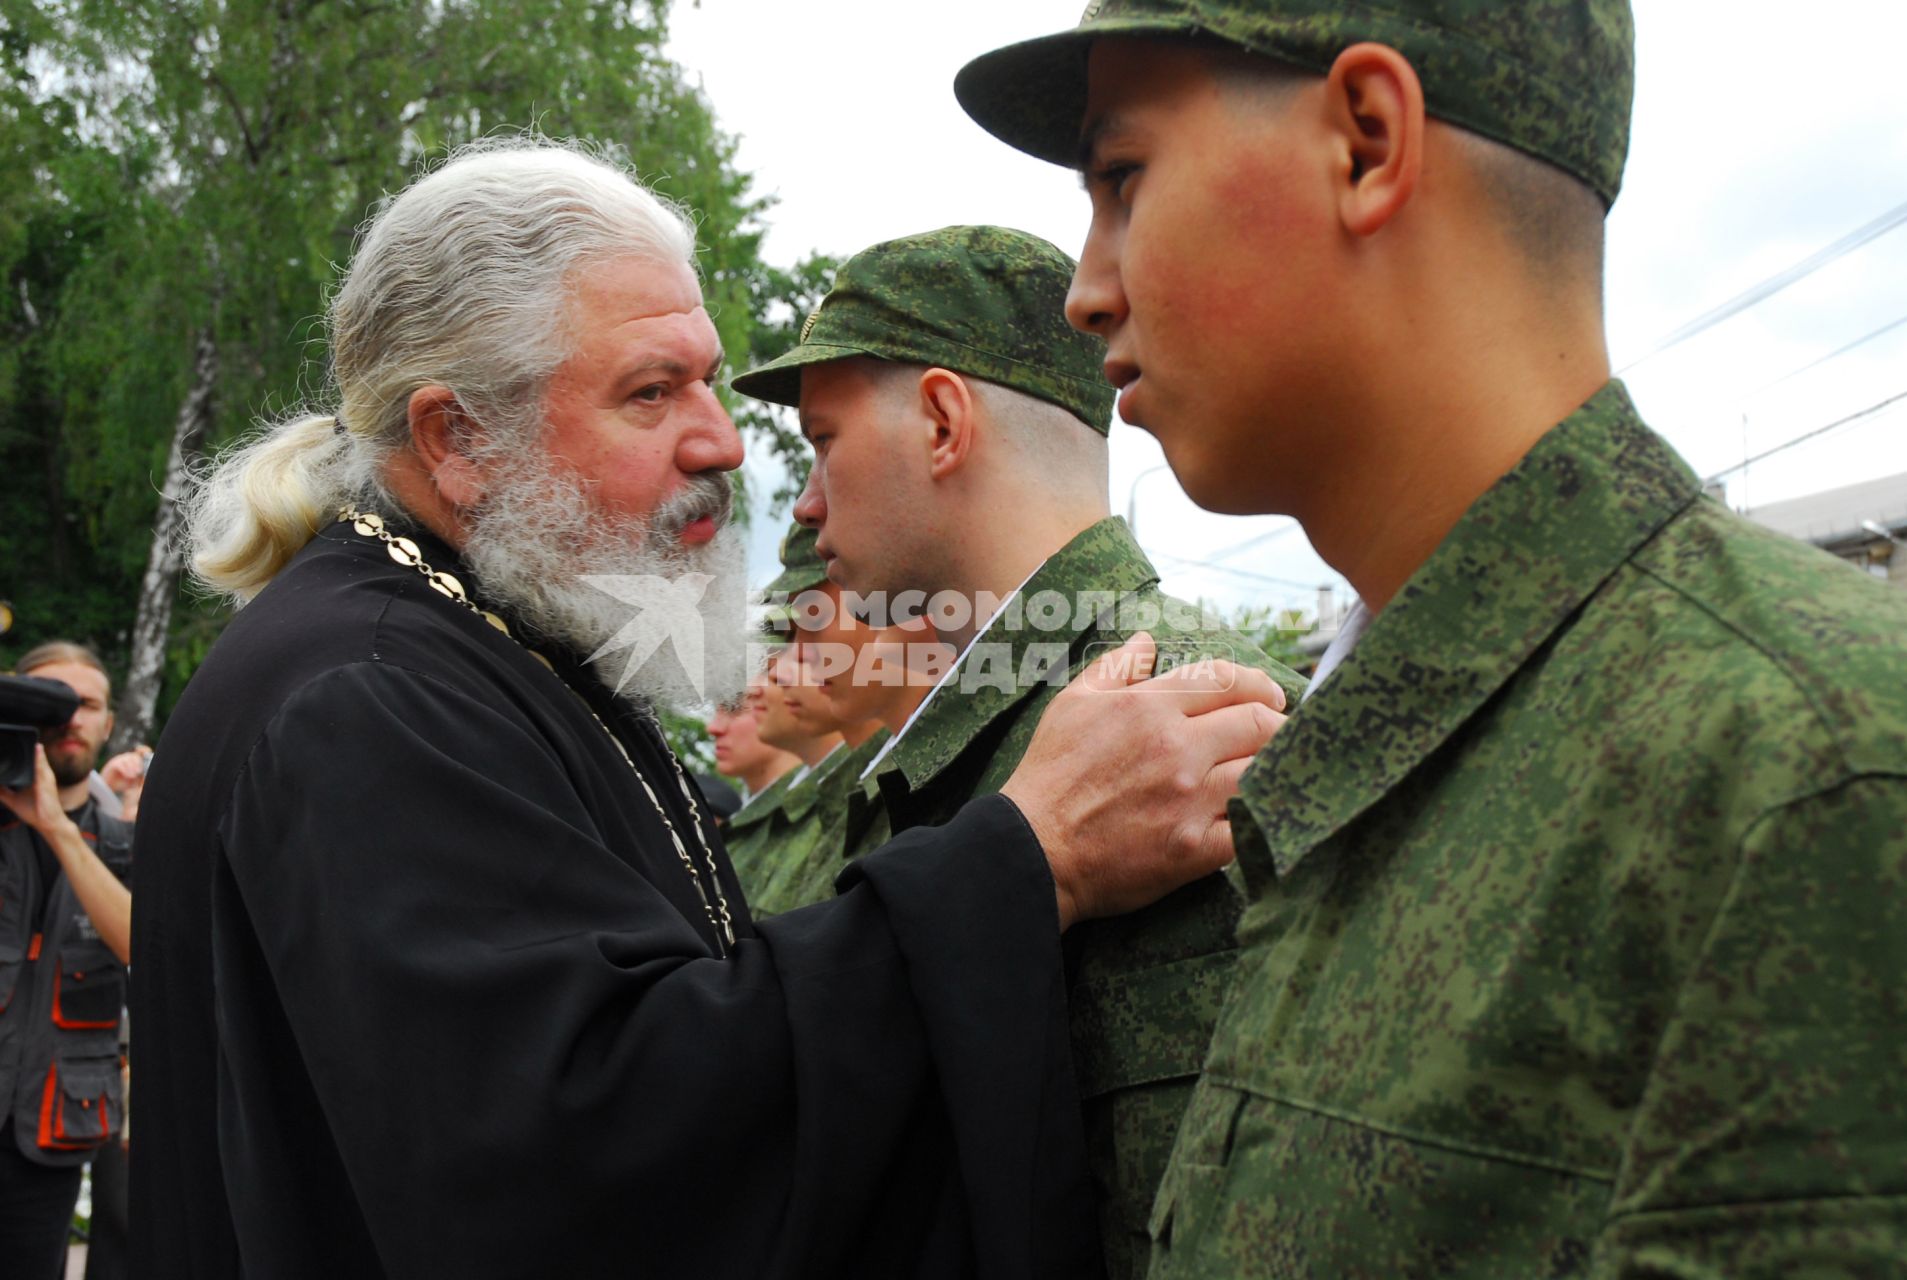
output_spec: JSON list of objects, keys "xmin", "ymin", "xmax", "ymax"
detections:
[{"xmin": 1146, "ymin": 153, "xmax": 1315, "ymax": 340}]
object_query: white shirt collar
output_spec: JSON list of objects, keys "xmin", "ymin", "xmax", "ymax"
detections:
[
  {"xmin": 861, "ymin": 560, "xmax": 1048, "ymax": 782},
  {"xmin": 1303, "ymin": 600, "xmax": 1374, "ymax": 702}
]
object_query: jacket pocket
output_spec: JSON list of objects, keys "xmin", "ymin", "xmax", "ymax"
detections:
[
  {"xmin": 51, "ymin": 957, "xmax": 123, "ymax": 1029},
  {"xmin": 1145, "ymin": 1082, "xmax": 1248, "ymax": 1272},
  {"xmin": 37, "ymin": 1054, "xmax": 123, "ymax": 1152},
  {"xmin": 1146, "ymin": 1161, "xmax": 1230, "ymax": 1278},
  {"xmin": 1071, "ymin": 950, "xmax": 1238, "ymax": 1099}
]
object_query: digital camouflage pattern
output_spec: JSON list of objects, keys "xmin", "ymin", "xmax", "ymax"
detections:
[
  {"xmin": 720, "ymin": 763, "xmax": 806, "ymax": 900},
  {"xmin": 1148, "ymin": 384, "xmax": 1907, "ymax": 1277},
  {"xmin": 848, "ymin": 518, "xmax": 1306, "ymax": 1280},
  {"xmin": 837, "ymin": 766, "xmax": 891, "ymax": 870},
  {"xmin": 730, "ymin": 225, "xmax": 1116, "ymax": 433},
  {"xmin": 721, "ymin": 747, "xmax": 847, "ymax": 911},
  {"xmin": 738, "ymin": 522, "xmax": 848, "ymax": 909},
  {"xmin": 746, "ymin": 729, "xmax": 890, "ymax": 917},
  {"xmin": 956, "ymin": 0, "xmax": 1635, "ymax": 207},
  {"xmin": 763, "ymin": 522, "xmax": 829, "ymax": 601}
]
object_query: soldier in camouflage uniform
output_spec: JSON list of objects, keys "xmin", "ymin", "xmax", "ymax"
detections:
[
  {"xmin": 708, "ymin": 676, "xmax": 800, "ymax": 805},
  {"xmin": 717, "ymin": 673, "xmax": 811, "ymax": 889},
  {"xmin": 749, "ymin": 585, "xmax": 944, "ymax": 916},
  {"xmin": 721, "ymin": 524, "xmax": 844, "ymax": 900},
  {"xmin": 733, "ymin": 226, "xmax": 1307, "ymax": 1277},
  {"xmin": 958, "ymin": 2, "xmax": 1907, "ymax": 1276}
]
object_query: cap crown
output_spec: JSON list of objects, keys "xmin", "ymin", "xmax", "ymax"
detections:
[
  {"xmin": 957, "ymin": 0, "xmax": 1635, "ymax": 207},
  {"xmin": 731, "ymin": 225, "xmax": 1115, "ymax": 434},
  {"xmin": 763, "ymin": 522, "xmax": 828, "ymax": 600}
]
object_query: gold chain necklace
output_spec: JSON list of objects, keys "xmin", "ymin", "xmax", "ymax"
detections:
[{"xmin": 337, "ymin": 508, "xmax": 736, "ymax": 954}]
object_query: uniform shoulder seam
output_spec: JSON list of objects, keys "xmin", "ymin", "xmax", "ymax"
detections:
[{"xmin": 1625, "ymin": 558, "xmax": 1855, "ymax": 779}]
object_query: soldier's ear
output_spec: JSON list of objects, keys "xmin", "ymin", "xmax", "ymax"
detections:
[
  {"xmin": 1326, "ymin": 42, "xmax": 1424, "ymax": 238},
  {"xmin": 917, "ymin": 367, "xmax": 977, "ymax": 482},
  {"xmin": 406, "ymin": 385, "xmax": 487, "ymax": 508}
]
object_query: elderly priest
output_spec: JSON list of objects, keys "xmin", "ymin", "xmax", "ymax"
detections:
[{"xmin": 129, "ymin": 140, "xmax": 1286, "ymax": 1279}]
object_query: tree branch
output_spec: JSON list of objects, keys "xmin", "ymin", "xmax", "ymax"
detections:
[
  {"xmin": 17, "ymin": 279, "xmax": 40, "ymax": 332},
  {"xmin": 205, "ymin": 69, "xmax": 261, "ymax": 166}
]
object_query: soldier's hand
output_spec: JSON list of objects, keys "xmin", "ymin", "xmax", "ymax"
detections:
[{"xmin": 1000, "ymin": 633, "xmax": 1287, "ymax": 931}]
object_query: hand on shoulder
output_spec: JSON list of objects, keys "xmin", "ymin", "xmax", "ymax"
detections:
[{"xmin": 1001, "ymin": 632, "xmax": 1288, "ymax": 929}]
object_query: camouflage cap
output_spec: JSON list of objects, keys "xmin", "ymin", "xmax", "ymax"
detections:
[
  {"xmin": 763, "ymin": 521, "xmax": 829, "ymax": 601},
  {"xmin": 730, "ymin": 225, "xmax": 1115, "ymax": 435},
  {"xmin": 954, "ymin": 0, "xmax": 1635, "ymax": 208}
]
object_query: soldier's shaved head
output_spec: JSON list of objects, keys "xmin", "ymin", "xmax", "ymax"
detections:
[
  {"xmin": 859, "ymin": 361, "xmax": 1110, "ymax": 510},
  {"xmin": 1196, "ymin": 34, "xmax": 1605, "ymax": 295}
]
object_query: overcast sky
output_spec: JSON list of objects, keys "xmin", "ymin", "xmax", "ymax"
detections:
[{"xmin": 665, "ymin": 1, "xmax": 1907, "ymax": 616}]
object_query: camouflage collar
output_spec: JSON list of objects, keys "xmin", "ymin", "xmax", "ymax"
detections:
[
  {"xmin": 882, "ymin": 516, "xmax": 1157, "ymax": 793},
  {"xmin": 781, "ymin": 742, "xmax": 848, "ymax": 822},
  {"xmin": 727, "ymin": 761, "xmax": 803, "ymax": 831},
  {"xmin": 821, "ymin": 730, "xmax": 891, "ymax": 809},
  {"xmin": 1234, "ymin": 382, "xmax": 1700, "ymax": 888},
  {"xmin": 782, "ymin": 732, "xmax": 890, "ymax": 821}
]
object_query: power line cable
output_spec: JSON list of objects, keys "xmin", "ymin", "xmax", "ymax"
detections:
[
  {"xmin": 1742, "ymin": 310, "xmax": 1907, "ymax": 401},
  {"xmin": 1706, "ymin": 388, "xmax": 1907, "ymax": 484},
  {"xmin": 1617, "ymin": 198, "xmax": 1907, "ymax": 376},
  {"xmin": 1202, "ymin": 519, "xmax": 1304, "ymax": 565},
  {"xmin": 1153, "ymin": 552, "xmax": 1324, "ymax": 592}
]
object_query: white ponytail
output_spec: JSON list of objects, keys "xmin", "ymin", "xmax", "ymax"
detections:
[{"xmin": 184, "ymin": 414, "xmax": 374, "ymax": 601}]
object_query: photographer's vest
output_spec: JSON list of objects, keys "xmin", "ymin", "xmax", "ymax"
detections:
[{"xmin": 0, "ymin": 799, "xmax": 131, "ymax": 1166}]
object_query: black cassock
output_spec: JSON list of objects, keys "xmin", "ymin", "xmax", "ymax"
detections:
[{"xmin": 131, "ymin": 522, "xmax": 1097, "ymax": 1279}]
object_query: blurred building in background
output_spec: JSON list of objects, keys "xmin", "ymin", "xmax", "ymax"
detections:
[{"xmin": 1745, "ymin": 471, "xmax": 1907, "ymax": 591}]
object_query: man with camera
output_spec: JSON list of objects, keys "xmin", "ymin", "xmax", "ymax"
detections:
[{"xmin": 0, "ymin": 642, "xmax": 132, "ymax": 1279}]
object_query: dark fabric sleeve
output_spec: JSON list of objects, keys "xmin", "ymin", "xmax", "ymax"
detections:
[
  {"xmin": 1595, "ymin": 774, "xmax": 1907, "ymax": 1276},
  {"xmin": 215, "ymin": 661, "xmax": 1092, "ymax": 1278},
  {"xmin": 834, "ymin": 799, "xmax": 1103, "ymax": 1280}
]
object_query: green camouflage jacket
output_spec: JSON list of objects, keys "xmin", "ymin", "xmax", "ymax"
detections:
[
  {"xmin": 840, "ymin": 768, "xmax": 891, "ymax": 869},
  {"xmin": 856, "ymin": 517, "xmax": 1307, "ymax": 1280},
  {"xmin": 720, "ymin": 764, "xmax": 805, "ymax": 902},
  {"xmin": 1149, "ymin": 383, "xmax": 1907, "ymax": 1278},
  {"xmin": 748, "ymin": 729, "xmax": 890, "ymax": 917}
]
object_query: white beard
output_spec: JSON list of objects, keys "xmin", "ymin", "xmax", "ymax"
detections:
[{"xmin": 459, "ymin": 460, "xmax": 749, "ymax": 714}]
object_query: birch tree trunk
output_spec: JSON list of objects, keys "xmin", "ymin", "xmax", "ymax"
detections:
[{"xmin": 113, "ymin": 327, "xmax": 217, "ymax": 753}]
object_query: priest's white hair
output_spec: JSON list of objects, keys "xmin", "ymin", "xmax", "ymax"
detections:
[{"xmin": 185, "ymin": 136, "xmax": 698, "ymax": 602}]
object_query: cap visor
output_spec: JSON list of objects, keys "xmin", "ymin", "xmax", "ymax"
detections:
[
  {"xmin": 954, "ymin": 31, "xmax": 1096, "ymax": 168},
  {"xmin": 730, "ymin": 341, "xmax": 873, "ymax": 408},
  {"xmin": 955, "ymin": 18, "xmax": 1201, "ymax": 167}
]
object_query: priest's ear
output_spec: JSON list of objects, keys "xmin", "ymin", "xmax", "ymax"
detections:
[{"xmin": 405, "ymin": 385, "xmax": 487, "ymax": 508}]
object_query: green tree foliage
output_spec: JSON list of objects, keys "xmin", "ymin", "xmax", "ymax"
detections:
[
  {"xmin": 1223, "ymin": 602, "xmax": 1315, "ymax": 674},
  {"xmin": 0, "ymin": 0, "xmax": 817, "ymax": 745},
  {"xmin": 730, "ymin": 250, "xmax": 838, "ymax": 512}
]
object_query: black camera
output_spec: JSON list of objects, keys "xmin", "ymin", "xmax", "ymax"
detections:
[{"xmin": 0, "ymin": 673, "xmax": 81, "ymax": 790}]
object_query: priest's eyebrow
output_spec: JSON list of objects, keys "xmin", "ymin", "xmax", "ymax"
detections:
[{"xmin": 622, "ymin": 349, "xmax": 726, "ymax": 388}]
